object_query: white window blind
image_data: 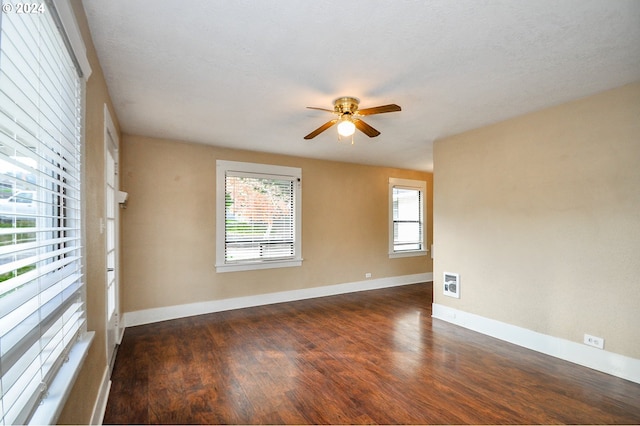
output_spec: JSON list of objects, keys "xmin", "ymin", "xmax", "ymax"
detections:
[
  {"xmin": 0, "ymin": 3, "xmax": 85, "ymax": 425},
  {"xmin": 389, "ymin": 178, "xmax": 427, "ymax": 258},
  {"xmin": 216, "ymin": 160, "xmax": 302, "ymax": 272}
]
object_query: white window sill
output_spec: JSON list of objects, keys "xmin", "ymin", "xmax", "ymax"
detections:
[
  {"xmin": 216, "ymin": 258, "xmax": 303, "ymax": 273},
  {"xmin": 28, "ymin": 331, "xmax": 95, "ymax": 425},
  {"xmin": 389, "ymin": 250, "xmax": 428, "ymax": 259}
]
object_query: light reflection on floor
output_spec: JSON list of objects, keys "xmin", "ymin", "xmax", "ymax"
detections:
[{"xmin": 392, "ymin": 310, "xmax": 423, "ymax": 375}]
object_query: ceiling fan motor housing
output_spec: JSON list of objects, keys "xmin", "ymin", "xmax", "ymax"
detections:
[{"xmin": 334, "ymin": 97, "xmax": 360, "ymax": 115}]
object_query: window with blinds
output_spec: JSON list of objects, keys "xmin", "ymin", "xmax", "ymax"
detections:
[
  {"xmin": 216, "ymin": 160, "xmax": 302, "ymax": 272},
  {"xmin": 0, "ymin": 4, "xmax": 86, "ymax": 425},
  {"xmin": 389, "ymin": 178, "xmax": 427, "ymax": 258}
]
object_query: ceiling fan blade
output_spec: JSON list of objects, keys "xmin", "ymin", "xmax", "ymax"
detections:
[
  {"xmin": 354, "ymin": 119, "xmax": 381, "ymax": 138},
  {"xmin": 357, "ymin": 104, "xmax": 402, "ymax": 116},
  {"xmin": 304, "ymin": 119, "xmax": 338, "ymax": 139},
  {"xmin": 306, "ymin": 106, "xmax": 335, "ymax": 113}
]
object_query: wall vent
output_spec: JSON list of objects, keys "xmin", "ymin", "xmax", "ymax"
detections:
[{"xmin": 444, "ymin": 272, "xmax": 460, "ymax": 298}]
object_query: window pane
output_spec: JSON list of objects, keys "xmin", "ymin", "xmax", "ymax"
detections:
[
  {"xmin": 392, "ymin": 185, "xmax": 423, "ymax": 253},
  {"xmin": 393, "ymin": 188, "xmax": 421, "ymax": 221},
  {"xmin": 225, "ymin": 175, "xmax": 294, "ymax": 263},
  {"xmin": 394, "ymin": 222, "xmax": 422, "ymax": 250}
]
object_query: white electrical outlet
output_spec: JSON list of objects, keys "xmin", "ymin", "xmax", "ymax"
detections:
[
  {"xmin": 365, "ymin": 273, "xmax": 372, "ymax": 279},
  {"xmin": 584, "ymin": 334, "xmax": 604, "ymax": 349}
]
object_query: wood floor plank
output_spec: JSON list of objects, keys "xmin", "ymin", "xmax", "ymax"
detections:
[{"xmin": 103, "ymin": 283, "xmax": 640, "ymax": 424}]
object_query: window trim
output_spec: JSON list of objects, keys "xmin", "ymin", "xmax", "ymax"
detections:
[
  {"xmin": 388, "ymin": 177, "xmax": 427, "ymax": 258},
  {"xmin": 48, "ymin": 0, "xmax": 92, "ymax": 79},
  {"xmin": 215, "ymin": 160, "xmax": 302, "ymax": 273}
]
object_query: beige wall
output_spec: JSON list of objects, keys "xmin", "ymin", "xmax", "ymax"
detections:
[
  {"xmin": 58, "ymin": 1, "xmax": 121, "ymax": 423},
  {"xmin": 433, "ymin": 82, "xmax": 640, "ymax": 359},
  {"xmin": 121, "ymin": 135, "xmax": 433, "ymax": 312}
]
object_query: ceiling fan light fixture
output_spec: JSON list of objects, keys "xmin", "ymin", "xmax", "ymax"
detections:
[
  {"xmin": 337, "ymin": 117, "xmax": 356, "ymax": 137},
  {"xmin": 304, "ymin": 96, "xmax": 400, "ymax": 140}
]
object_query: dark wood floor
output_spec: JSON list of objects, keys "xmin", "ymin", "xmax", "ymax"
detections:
[{"xmin": 104, "ymin": 283, "xmax": 640, "ymax": 424}]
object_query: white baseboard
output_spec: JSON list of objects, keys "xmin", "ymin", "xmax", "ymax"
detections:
[
  {"xmin": 432, "ymin": 303, "xmax": 640, "ymax": 385},
  {"xmin": 89, "ymin": 368, "xmax": 111, "ymax": 425},
  {"xmin": 124, "ymin": 273, "xmax": 433, "ymax": 328}
]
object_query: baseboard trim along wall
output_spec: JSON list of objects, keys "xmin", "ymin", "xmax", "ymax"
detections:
[
  {"xmin": 432, "ymin": 303, "xmax": 640, "ymax": 385},
  {"xmin": 89, "ymin": 369, "xmax": 111, "ymax": 425},
  {"xmin": 124, "ymin": 272, "xmax": 433, "ymax": 328}
]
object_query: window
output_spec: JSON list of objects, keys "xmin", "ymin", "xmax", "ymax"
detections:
[
  {"xmin": 216, "ymin": 160, "xmax": 302, "ymax": 272},
  {"xmin": 0, "ymin": 2, "xmax": 91, "ymax": 424},
  {"xmin": 389, "ymin": 178, "xmax": 427, "ymax": 258}
]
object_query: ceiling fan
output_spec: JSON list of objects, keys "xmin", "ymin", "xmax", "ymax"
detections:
[{"xmin": 304, "ymin": 97, "xmax": 401, "ymax": 140}]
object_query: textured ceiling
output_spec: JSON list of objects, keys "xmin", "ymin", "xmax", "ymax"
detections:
[{"xmin": 82, "ymin": 0, "xmax": 640, "ymax": 171}]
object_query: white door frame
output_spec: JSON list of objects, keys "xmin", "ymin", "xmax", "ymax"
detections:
[{"xmin": 104, "ymin": 104, "xmax": 122, "ymax": 369}]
